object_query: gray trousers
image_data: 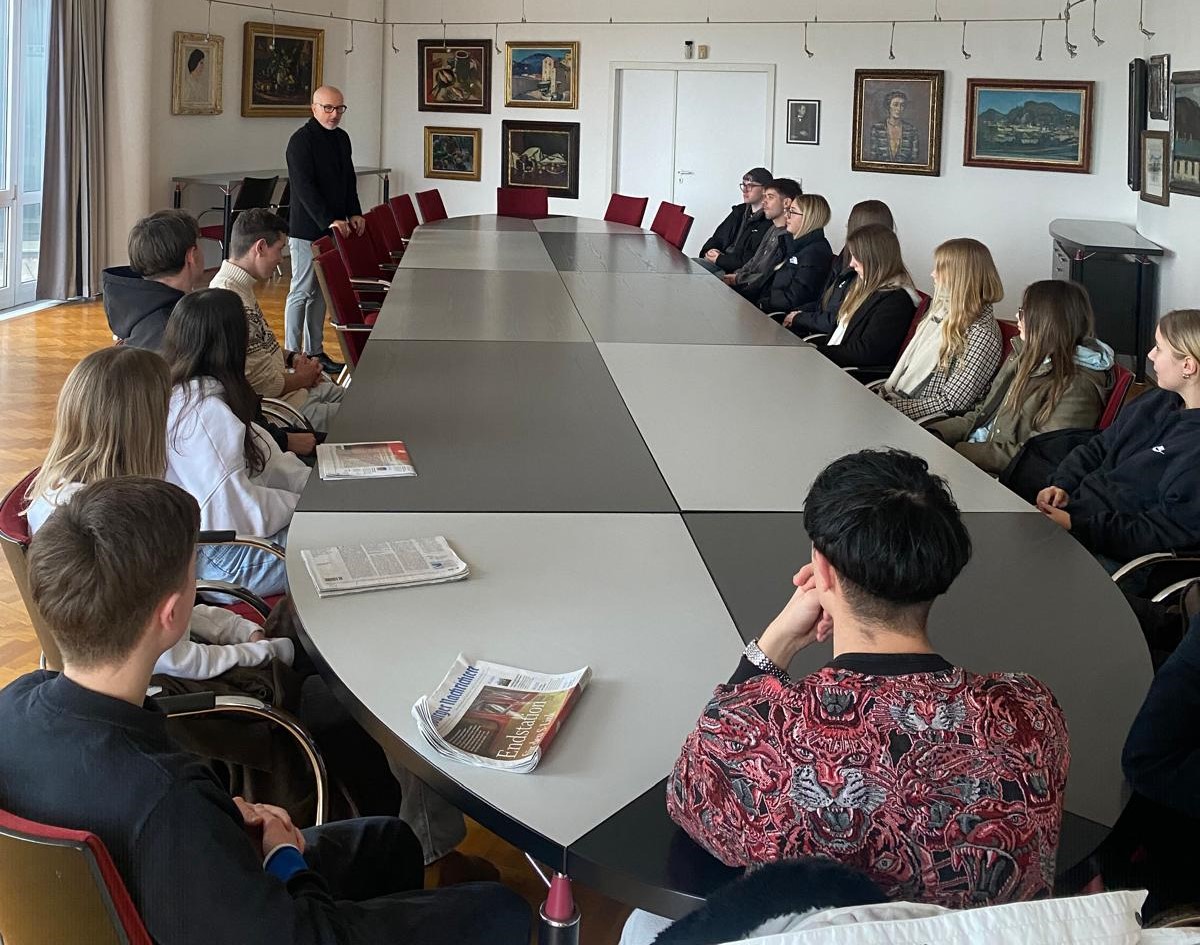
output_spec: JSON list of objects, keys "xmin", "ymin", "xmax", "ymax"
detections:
[
  {"xmin": 286, "ymin": 237, "xmax": 328, "ymax": 355},
  {"xmin": 388, "ymin": 755, "xmax": 469, "ymax": 865}
]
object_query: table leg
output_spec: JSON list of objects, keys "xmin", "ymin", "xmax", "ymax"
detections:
[
  {"xmin": 221, "ymin": 190, "xmax": 233, "ymax": 261},
  {"xmin": 537, "ymin": 873, "xmax": 580, "ymax": 945},
  {"xmin": 382, "ymin": 173, "xmax": 391, "ymax": 203},
  {"xmin": 173, "ymin": 184, "xmax": 181, "ymax": 209}
]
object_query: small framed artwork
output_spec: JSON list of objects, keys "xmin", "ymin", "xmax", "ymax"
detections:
[
  {"xmin": 500, "ymin": 120, "xmax": 580, "ymax": 199},
  {"xmin": 241, "ymin": 22, "xmax": 323, "ymax": 117},
  {"xmin": 851, "ymin": 70, "xmax": 944, "ymax": 176},
  {"xmin": 424, "ymin": 127, "xmax": 482, "ymax": 181},
  {"xmin": 172, "ymin": 31, "xmax": 223, "ymax": 115},
  {"xmin": 505, "ymin": 42, "xmax": 579, "ymax": 108},
  {"xmin": 786, "ymin": 99, "xmax": 820, "ymax": 145},
  {"xmin": 418, "ymin": 39, "xmax": 492, "ymax": 113},
  {"xmin": 1141, "ymin": 130, "xmax": 1170, "ymax": 206},
  {"xmin": 1170, "ymin": 71, "xmax": 1200, "ymax": 196},
  {"xmin": 964, "ymin": 79, "xmax": 1094, "ymax": 174},
  {"xmin": 1149, "ymin": 54, "xmax": 1171, "ymax": 121}
]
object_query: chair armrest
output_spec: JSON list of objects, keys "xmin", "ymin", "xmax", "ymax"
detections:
[
  {"xmin": 1152, "ymin": 577, "xmax": 1200, "ymax": 605},
  {"xmin": 356, "ymin": 300, "xmax": 382, "ymax": 313},
  {"xmin": 913, "ymin": 411, "xmax": 950, "ymax": 425},
  {"xmin": 864, "ymin": 378, "xmax": 885, "ymax": 391},
  {"xmin": 333, "ymin": 323, "xmax": 374, "ymax": 333},
  {"xmin": 1111, "ymin": 552, "xmax": 1179, "ymax": 584},
  {"xmin": 197, "ymin": 532, "xmax": 287, "ymax": 561},
  {"xmin": 194, "ymin": 580, "xmax": 273, "ymax": 619},
  {"xmin": 261, "ymin": 396, "xmax": 313, "ymax": 432},
  {"xmin": 350, "ymin": 277, "xmax": 390, "ymax": 289},
  {"xmin": 802, "ymin": 333, "xmax": 829, "ymax": 344}
]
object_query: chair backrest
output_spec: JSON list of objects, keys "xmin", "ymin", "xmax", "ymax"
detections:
[
  {"xmin": 898, "ymin": 290, "xmax": 933, "ymax": 354},
  {"xmin": 274, "ymin": 181, "xmax": 291, "ymax": 225},
  {"xmin": 232, "ymin": 175, "xmax": 279, "ymax": 214},
  {"xmin": 1099, "ymin": 362, "xmax": 1135, "ymax": 431},
  {"xmin": 313, "ymin": 234, "xmax": 334, "ymax": 257},
  {"xmin": 0, "ymin": 469, "xmax": 63, "ymax": 671},
  {"xmin": 415, "ymin": 189, "xmax": 447, "ymax": 223},
  {"xmin": 658, "ymin": 212, "xmax": 694, "ymax": 251},
  {"xmin": 389, "ymin": 194, "xmax": 420, "ymax": 240},
  {"xmin": 496, "ymin": 186, "xmax": 549, "ymax": 219},
  {"xmin": 604, "ymin": 193, "xmax": 649, "ymax": 227},
  {"xmin": 650, "ymin": 201, "xmax": 685, "ymax": 239},
  {"xmin": 998, "ymin": 317, "xmax": 1020, "ymax": 361},
  {"xmin": 313, "ymin": 252, "xmax": 371, "ymax": 367},
  {"xmin": 332, "ymin": 226, "xmax": 388, "ymax": 281},
  {"xmin": 366, "ymin": 204, "xmax": 404, "ymax": 255},
  {"xmin": 0, "ymin": 807, "xmax": 153, "ymax": 945}
]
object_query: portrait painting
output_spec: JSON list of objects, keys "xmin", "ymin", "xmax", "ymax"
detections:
[
  {"xmin": 241, "ymin": 22, "xmax": 323, "ymax": 117},
  {"xmin": 964, "ymin": 79, "xmax": 1094, "ymax": 174},
  {"xmin": 1149, "ymin": 54, "xmax": 1171, "ymax": 121},
  {"xmin": 852, "ymin": 70, "xmax": 944, "ymax": 176},
  {"xmin": 500, "ymin": 120, "xmax": 580, "ymax": 199},
  {"xmin": 787, "ymin": 99, "xmax": 820, "ymax": 145},
  {"xmin": 425, "ymin": 127, "xmax": 482, "ymax": 181},
  {"xmin": 418, "ymin": 39, "xmax": 492, "ymax": 113},
  {"xmin": 172, "ymin": 31, "xmax": 223, "ymax": 115},
  {"xmin": 1141, "ymin": 130, "xmax": 1169, "ymax": 206},
  {"xmin": 1171, "ymin": 71, "xmax": 1200, "ymax": 196},
  {"xmin": 505, "ymin": 42, "xmax": 579, "ymax": 108}
]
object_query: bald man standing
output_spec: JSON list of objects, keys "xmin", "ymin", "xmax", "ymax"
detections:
[{"xmin": 284, "ymin": 85, "xmax": 364, "ymax": 373}]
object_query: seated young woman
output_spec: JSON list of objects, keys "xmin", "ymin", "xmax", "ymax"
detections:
[
  {"xmin": 928, "ymin": 280, "xmax": 1114, "ymax": 477},
  {"xmin": 758, "ymin": 194, "xmax": 833, "ymax": 316},
  {"xmin": 164, "ymin": 288, "xmax": 310, "ymax": 598},
  {"xmin": 783, "ymin": 199, "xmax": 894, "ymax": 337},
  {"xmin": 23, "ymin": 346, "xmax": 294, "ymax": 679},
  {"xmin": 812, "ymin": 223, "xmax": 919, "ymax": 371},
  {"xmin": 878, "ymin": 238, "xmax": 1004, "ymax": 420},
  {"xmin": 1037, "ymin": 308, "xmax": 1200, "ymax": 566}
]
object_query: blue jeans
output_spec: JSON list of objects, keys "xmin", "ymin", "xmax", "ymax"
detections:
[
  {"xmin": 197, "ymin": 526, "xmax": 290, "ymax": 599},
  {"xmin": 286, "ymin": 237, "xmax": 327, "ymax": 355}
]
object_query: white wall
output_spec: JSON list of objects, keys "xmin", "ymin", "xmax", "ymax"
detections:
[{"xmin": 1137, "ymin": 0, "xmax": 1199, "ymax": 316}]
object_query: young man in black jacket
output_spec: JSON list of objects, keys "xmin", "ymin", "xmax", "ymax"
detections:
[
  {"xmin": 696, "ymin": 167, "xmax": 772, "ymax": 275},
  {"xmin": 723, "ymin": 177, "xmax": 801, "ymax": 305},
  {"xmin": 285, "ymin": 85, "xmax": 363, "ymax": 375},
  {"xmin": 0, "ymin": 477, "xmax": 529, "ymax": 945}
]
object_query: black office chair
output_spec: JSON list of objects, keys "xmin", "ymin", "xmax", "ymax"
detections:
[{"xmin": 198, "ymin": 175, "xmax": 280, "ymax": 257}]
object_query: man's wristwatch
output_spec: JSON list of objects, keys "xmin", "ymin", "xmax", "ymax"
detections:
[{"xmin": 744, "ymin": 638, "xmax": 791, "ymax": 682}]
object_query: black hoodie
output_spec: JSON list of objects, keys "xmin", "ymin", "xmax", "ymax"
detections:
[{"xmin": 101, "ymin": 266, "xmax": 185, "ymax": 352}]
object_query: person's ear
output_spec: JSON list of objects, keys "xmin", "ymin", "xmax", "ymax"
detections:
[
  {"xmin": 811, "ymin": 546, "xmax": 835, "ymax": 593},
  {"xmin": 150, "ymin": 588, "xmax": 190, "ymax": 652}
]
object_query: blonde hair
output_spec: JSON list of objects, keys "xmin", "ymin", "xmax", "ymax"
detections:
[
  {"xmin": 838, "ymin": 224, "xmax": 913, "ymax": 324},
  {"xmin": 932, "ymin": 238, "xmax": 1004, "ymax": 370},
  {"xmin": 27, "ymin": 347, "xmax": 171, "ymax": 507},
  {"xmin": 789, "ymin": 194, "xmax": 831, "ymax": 240},
  {"xmin": 1158, "ymin": 309, "xmax": 1200, "ymax": 363}
]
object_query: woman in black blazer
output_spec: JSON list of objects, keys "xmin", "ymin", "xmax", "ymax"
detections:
[{"xmin": 759, "ymin": 194, "xmax": 833, "ymax": 315}]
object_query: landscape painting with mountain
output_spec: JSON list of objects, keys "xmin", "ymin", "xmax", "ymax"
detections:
[
  {"xmin": 1170, "ymin": 71, "xmax": 1200, "ymax": 196},
  {"xmin": 965, "ymin": 79, "xmax": 1093, "ymax": 173},
  {"xmin": 505, "ymin": 42, "xmax": 579, "ymax": 108}
]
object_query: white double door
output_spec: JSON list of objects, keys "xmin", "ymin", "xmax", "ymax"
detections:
[{"xmin": 613, "ymin": 65, "xmax": 773, "ymax": 256}]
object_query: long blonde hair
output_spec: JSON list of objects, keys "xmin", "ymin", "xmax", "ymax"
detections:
[
  {"xmin": 1158, "ymin": 309, "xmax": 1200, "ymax": 363},
  {"xmin": 27, "ymin": 347, "xmax": 171, "ymax": 506},
  {"xmin": 838, "ymin": 224, "xmax": 913, "ymax": 324},
  {"xmin": 788, "ymin": 194, "xmax": 831, "ymax": 240},
  {"xmin": 932, "ymin": 238, "xmax": 1004, "ymax": 369}
]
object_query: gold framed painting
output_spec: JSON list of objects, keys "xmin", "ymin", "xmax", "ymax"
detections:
[
  {"xmin": 241, "ymin": 21, "xmax": 324, "ymax": 117},
  {"xmin": 172, "ymin": 31, "xmax": 223, "ymax": 115},
  {"xmin": 851, "ymin": 69, "xmax": 944, "ymax": 176},
  {"xmin": 504, "ymin": 42, "xmax": 579, "ymax": 108},
  {"xmin": 424, "ymin": 127, "xmax": 483, "ymax": 181}
]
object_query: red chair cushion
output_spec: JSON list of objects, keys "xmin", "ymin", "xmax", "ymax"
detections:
[
  {"xmin": 899, "ymin": 291, "xmax": 933, "ymax": 353},
  {"xmin": 650, "ymin": 201, "xmax": 686, "ymax": 237},
  {"xmin": 496, "ymin": 187, "xmax": 549, "ymax": 219},
  {"xmin": 658, "ymin": 212, "xmax": 693, "ymax": 251},
  {"xmin": 1099, "ymin": 363, "xmax": 1135, "ymax": 431},
  {"xmin": 389, "ymin": 195, "xmax": 420, "ymax": 239},
  {"xmin": 198, "ymin": 224, "xmax": 225, "ymax": 242},
  {"xmin": 0, "ymin": 469, "xmax": 37, "ymax": 546},
  {"xmin": 416, "ymin": 189, "xmax": 448, "ymax": 223},
  {"xmin": 221, "ymin": 594, "xmax": 285, "ymax": 627},
  {"xmin": 604, "ymin": 194, "xmax": 649, "ymax": 227}
]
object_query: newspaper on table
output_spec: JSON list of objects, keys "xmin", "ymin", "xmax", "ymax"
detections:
[
  {"xmin": 413, "ymin": 655, "xmax": 591, "ymax": 773},
  {"xmin": 301, "ymin": 536, "xmax": 468, "ymax": 597},
  {"xmin": 316, "ymin": 441, "xmax": 416, "ymax": 480}
]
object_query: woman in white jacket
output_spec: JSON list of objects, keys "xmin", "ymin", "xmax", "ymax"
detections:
[
  {"xmin": 163, "ymin": 288, "xmax": 311, "ymax": 598},
  {"xmin": 24, "ymin": 346, "xmax": 294, "ymax": 679}
]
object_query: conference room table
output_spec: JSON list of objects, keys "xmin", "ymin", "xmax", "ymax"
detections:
[{"xmin": 288, "ymin": 213, "xmax": 1152, "ymax": 920}]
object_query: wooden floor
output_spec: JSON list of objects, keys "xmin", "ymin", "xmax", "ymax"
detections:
[{"xmin": 0, "ymin": 277, "xmax": 632, "ymax": 943}]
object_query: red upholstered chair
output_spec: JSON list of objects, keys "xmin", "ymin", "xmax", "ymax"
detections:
[
  {"xmin": 388, "ymin": 194, "xmax": 420, "ymax": 241},
  {"xmin": 650, "ymin": 201, "xmax": 686, "ymax": 239},
  {"xmin": 496, "ymin": 186, "xmax": 549, "ymax": 219},
  {"xmin": 415, "ymin": 188, "xmax": 448, "ymax": 223},
  {"xmin": 333, "ymin": 226, "xmax": 395, "ymax": 282},
  {"xmin": 896, "ymin": 290, "xmax": 933, "ymax": 353},
  {"xmin": 365, "ymin": 205, "xmax": 406, "ymax": 261},
  {"xmin": 1099, "ymin": 361, "xmax": 1135, "ymax": 431},
  {"xmin": 998, "ymin": 317, "xmax": 1021, "ymax": 361},
  {"xmin": 657, "ymin": 212, "xmax": 694, "ymax": 251},
  {"xmin": 0, "ymin": 807, "xmax": 154, "ymax": 945},
  {"xmin": 313, "ymin": 250, "xmax": 377, "ymax": 370},
  {"xmin": 197, "ymin": 175, "xmax": 279, "ymax": 258},
  {"xmin": 604, "ymin": 193, "xmax": 649, "ymax": 227},
  {"xmin": 313, "ymin": 235, "xmax": 335, "ymax": 257}
]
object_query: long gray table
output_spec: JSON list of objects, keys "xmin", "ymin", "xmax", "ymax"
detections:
[{"xmin": 290, "ymin": 214, "xmax": 1153, "ymax": 920}]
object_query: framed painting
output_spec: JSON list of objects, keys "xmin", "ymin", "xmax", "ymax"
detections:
[
  {"xmin": 418, "ymin": 39, "xmax": 492, "ymax": 113},
  {"xmin": 172, "ymin": 31, "xmax": 223, "ymax": 115},
  {"xmin": 851, "ymin": 70, "xmax": 944, "ymax": 176},
  {"xmin": 1171, "ymin": 71, "xmax": 1200, "ymax": 196},
  {"xmin": 504, "ymin": 42, "xmax": 579, "ymax": 108},
  {"xmin": 1141, "ymin": 130, "xmax": 1170, "ymax": 206},
  {"xmin": 500, "ymin": 120, "xmax": 580, "ymax": 199},
  {"xmin": 1149, "ymin": 53, "xmax": 1171, "ymax": 121},
  {"xmin": 241, "ymin": 21, "xmax": 323, "ymax": 117},
  {"xmin": 424, "ymin": 127, "xmax": 482, "ymax": 181},
  {"xmin": 964, "ymin": 79, "xmax": 1094, "ymax": 174},
  {"xmin": 786, "ymin": 99, "xmax": 820, "ymax": 145}
]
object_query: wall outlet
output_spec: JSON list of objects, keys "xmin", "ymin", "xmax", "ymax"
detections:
[{"xmin": 697, "ymin": 44, "xmax": 709, "ymax": 59}]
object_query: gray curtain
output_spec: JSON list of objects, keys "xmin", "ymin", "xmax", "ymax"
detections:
[{"xmin": 37, "ymin": 0, "xmax": 107, "ymax": 301}]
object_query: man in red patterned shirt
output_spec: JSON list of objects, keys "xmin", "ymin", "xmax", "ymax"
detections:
[{"xmin": 668, "ymin": 449, "xmax": 1069, "ymax": 909}]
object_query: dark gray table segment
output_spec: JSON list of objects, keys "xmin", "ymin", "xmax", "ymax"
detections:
[
  {"xmin": 533, "ymin": 216, "xmax": 645, "ymax": 235},
  {"xmin": 560, "ymin": 272, "xmax": 802, "ymax": 346},
  {"xmin": 371, "ymin": 269, "xmax": 590, "ymax": 343},
  {"xmin": 683, "ymin": 510, "xmax": 1152, "ymax": 829},
  {"xmin": 423, "ymin": 214, "xmax": 536, "ymax": 232},
  {"xmin": 302, "ymin": 340, "xmax": 676, "ymax": 513},
  {"xmin": 541, "ymin": 232, "xmax": 707, "ymax": 274},
  {"xmin": 398, "ymin": 231, "xmax": 556, "ymax": 272}
]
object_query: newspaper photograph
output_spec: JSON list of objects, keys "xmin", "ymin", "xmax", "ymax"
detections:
[
  {"xmin": 413, "ymin": 655, "xmax": 591, "ymax": 773},
  {"xmin": 301, "ymin": 536, "xmax": 468, "ymax": 597},
  {"xmin": 316, "ymin": 441, "xmax": 416, "ymax": 480}
]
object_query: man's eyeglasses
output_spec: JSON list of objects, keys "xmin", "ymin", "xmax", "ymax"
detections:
[
  {"xmin": 739, "ymin": 181, "xmax": 763, "ymax": 190},
  {"xmin": 316, "ymin": 103, "xmax": 349, "ymax": 115}
]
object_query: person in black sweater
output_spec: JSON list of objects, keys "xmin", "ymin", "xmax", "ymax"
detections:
[
  {"xmin": 0, "ymin": 477, "xmax": 529, "ymax": 945},
  {"xmin": 723, "ymin": 177, "xmax": 801, "ymax": 305},
  {"xmin": 1037, "ymin": 309, "xmax": 1200, "ymax": 565},
  {"xmin": 759, "ymin": 193, "xmax": 833, "ymax": 316},
  {"xmin": 284, "ymin": 85, "xmax": 363, "ymax": 374},
  {"xmin": 814, "ymin": 223, "xmax": 918, "ymax": 373},
  {"xmin": 696, "ymin": 166, "xmax": 773, "ymax": 275}
]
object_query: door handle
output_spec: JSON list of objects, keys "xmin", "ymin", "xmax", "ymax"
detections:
[{"xmin": 676, "ymin": 170, "xmax": 694, "ymax": 176}]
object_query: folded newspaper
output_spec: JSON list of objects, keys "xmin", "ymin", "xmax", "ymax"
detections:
[
  {"xmin": 316, "ymin": 441, "xmax": 416, "ymax": 480},
  {"xmin": 413, "ymin": 655, "xmax": 591, "ymax": 773},
  {"xmin": 301, "ymin": 537, "xmax": 468, "ymax": 597}
]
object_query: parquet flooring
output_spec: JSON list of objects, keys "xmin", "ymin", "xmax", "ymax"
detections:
[{"xmin": 0, "ymin": 276, "xmax": 632, "ymax": 944}]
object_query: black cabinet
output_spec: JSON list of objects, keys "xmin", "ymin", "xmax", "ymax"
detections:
[{"xmin": 1050, "ymin": 219, "xmax": 1164, "ymax": 380}]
